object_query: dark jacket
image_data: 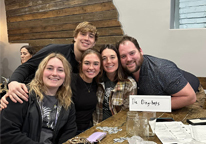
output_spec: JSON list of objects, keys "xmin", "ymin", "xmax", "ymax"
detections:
[
  {"xmin": 0, "ymin": 92, "xmax": 77, "ymax": 144},
  {"xmin": 9, "ymin": 44, "xmax": 79, "ymax": 84}
]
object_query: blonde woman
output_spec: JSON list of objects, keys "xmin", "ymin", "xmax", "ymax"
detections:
[
  {"xmin": 0, "ymin": 53, "xmax": 77, "ymax": 144},
  {"xmin": 3, "ymin": 21, "xmax": 98, "ymax": 104}
]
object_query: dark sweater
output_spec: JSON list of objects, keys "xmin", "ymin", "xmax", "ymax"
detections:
[
  {"xmin": 9, "ymin": 44, "xmax": 79, "ymax": 83},
  {"xmin": 0, "ymin": 91, "xmax": 77, "ymax": 144}
]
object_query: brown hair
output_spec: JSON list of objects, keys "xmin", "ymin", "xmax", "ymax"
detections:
[
  {"xmin": 116, "ymin": 35, "xmax": 141, "ymax": 51},
  {"xmin": 20, "ymin": 45, "xmax": 36, "ymax": 56},
  {"xmin": 79, "ymin": 48, "xmax": 103, "ymax": 83},
  {"xmin": 100, "ymin": 44, "xmax": 128, "ymax": 82},
  {"xmin": 73, "ymin": 21, "xmax": 98, "ymax": 43}
]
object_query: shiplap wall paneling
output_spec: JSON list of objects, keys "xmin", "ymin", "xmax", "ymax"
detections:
[{"xmin": 5, "ymin": 0, "xmax": 123, "ymax": 51}]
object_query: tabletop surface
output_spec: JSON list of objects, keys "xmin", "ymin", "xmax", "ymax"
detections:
[
  {"xmin": 65, "ymin": 102, "xmax": 206, "ymax": 143},
  {"xmin": 64, "ymin": 89, "xmax": 206, "ymax": 144}
]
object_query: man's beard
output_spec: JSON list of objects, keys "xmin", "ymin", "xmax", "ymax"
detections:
[{"xmin": 124, "ymin": 54, "xmax": 143, "ymax": 74}]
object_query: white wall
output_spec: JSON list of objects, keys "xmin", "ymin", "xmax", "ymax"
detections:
[
  {"xmin": 113, "ymin": 0, "xmax": 206, "ymax": 77},
  {"xmin": 0, "ymin": 0, "xmax": 27, "ymax": 82},
  {"xmin": 0, "ymin": 0, "xmax": 206, "ymax": 81}
]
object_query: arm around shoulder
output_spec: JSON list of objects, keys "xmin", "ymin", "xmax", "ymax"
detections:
[
  {"xmin": 7, "ymin": 81, "xmax": 29, "ymax": 103},
  {"xmin": 9, "ymin": 44, "xmax": 67, "ymax": 83}
]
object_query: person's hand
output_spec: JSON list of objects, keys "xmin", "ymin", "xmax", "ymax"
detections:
[
  {"xmin": 0, "ymin": 93, "xmax": 10, "ymax": 109},
  {"xmin": 8, "ymin": 81, "xmax": 29, "ymax": 103}
]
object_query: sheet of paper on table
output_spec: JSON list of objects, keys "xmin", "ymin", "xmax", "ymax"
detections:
[
  {"xmin": 155, "ymin": 121, "xmax": 206, "ymax": 144},
  {"xmin": 190, "ymin": 125, "xmax": 206, "ymax": 143}
]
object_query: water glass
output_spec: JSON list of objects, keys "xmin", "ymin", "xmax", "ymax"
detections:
[
  {"xmin": 142, "ymin": 111, "xmax": 156, "ymax": 137},
  {"xmin": 134, "ymin": 116, "xmax": 148, "ymax": 138},
  {"xmin": 126, "ymin": 111, "xmax": 138, "ymax": 137}
]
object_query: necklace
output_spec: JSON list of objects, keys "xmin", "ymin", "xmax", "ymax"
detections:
[
  {"xmin": 84, "ymin": 81, "xmax": 93, "ymax": 93},
  {"xmin": 80, "ymin": 73, "xmax": 93, "ymax": 93}
]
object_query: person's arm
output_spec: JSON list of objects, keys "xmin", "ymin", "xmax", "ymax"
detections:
[
  {"xmin": 9, "ymin": 44, "xmax": 71, "ymax": 83},
  {"xmin": 171, "ymin": 82, "xmax": 196, "ymax": 110},
  {"xmin": 56, "ymin": 103, "xmax": 77, "ymax": 144},
  {"xmin": 0, "ymin": 89, "xmax": 27, "ymax": 110},
  {"xmin": 7, "ymin": 46, "xmax": 51, "ymax": 102},
  {"xmin": 8, "ymin": 82, "xmax": 29, "ymax": 103},
  {"xmin": 0, "ymin": 93, "xmax": 9, "ymax": 109},
  {"xmin": 0, "ymin": 98, "xmax": 43, "ymax": 144},
  {"xmin": 8, "ymin": 44, "xmax": 70, "ymax": 103},
  {"xmin": 156, "ymin": 60, "xmax": 196, "ymax": 110}
]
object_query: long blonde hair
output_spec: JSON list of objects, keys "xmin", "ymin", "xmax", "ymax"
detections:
[{"xmin": 29, "ymin": 53, "xmax": 72, "ymax": 109}]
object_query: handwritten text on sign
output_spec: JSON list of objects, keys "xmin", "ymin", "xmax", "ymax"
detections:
[{"xmin": 129, "ymin": 95, "xmax": 171, "ymax": 112}]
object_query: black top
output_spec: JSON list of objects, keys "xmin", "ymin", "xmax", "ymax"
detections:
[
  {"xmin": 9, "ymin": 44, "xmax": 79, "ymax": 83},
  {"xmin": 71, "ymin": 73, "xmax": 98, "ymax": 131},
  {"xmin": 0, "ymin": 90, "xmax": 77, "ymax": 144}
]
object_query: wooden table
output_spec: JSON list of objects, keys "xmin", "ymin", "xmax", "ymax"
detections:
[{"xmin": 65, "ymin": 90, "xmax": 206, "ymax": 144}]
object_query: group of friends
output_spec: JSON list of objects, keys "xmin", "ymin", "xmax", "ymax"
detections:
[{"xmin": 0, "ymin": 21, "xmax": 202, "ymax": 144}]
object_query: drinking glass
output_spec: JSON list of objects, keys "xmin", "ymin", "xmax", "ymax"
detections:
[
  {"xmin": 126, "ymin": 111, "xmax": 138, "ymax": 137},
  {"xmin": 142, "ymin": 111, "xmax": 156, "ymax": 137}
]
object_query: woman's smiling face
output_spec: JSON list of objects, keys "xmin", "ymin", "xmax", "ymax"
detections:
[
  {"xmin": 81, "ymin": 53, "xmax": 101, "ymax": 83},
  {"xmin": 43, "ymin": 57, "xmax": 65, "ymax": 91},
  {"xmin": 101, "ymin": 48, "xmax": 118, "ymax": 75}
]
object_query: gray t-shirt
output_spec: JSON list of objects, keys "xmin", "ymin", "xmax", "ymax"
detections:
[
  {"xmin": 136, "ymin": 55, "xmax": 187, "ymax": 95},
  {"xmin": 40, "ymin": 95, "xmax": 58, "ymax": 144},
  {"xmin": 103, "ymin": 76, "xmax": 117, "ymax": 120}
]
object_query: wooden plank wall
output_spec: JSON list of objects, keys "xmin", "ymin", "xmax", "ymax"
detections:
[{"xmin": 4, "ymin": 0, "xmax": 123, "ymax": 51}]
